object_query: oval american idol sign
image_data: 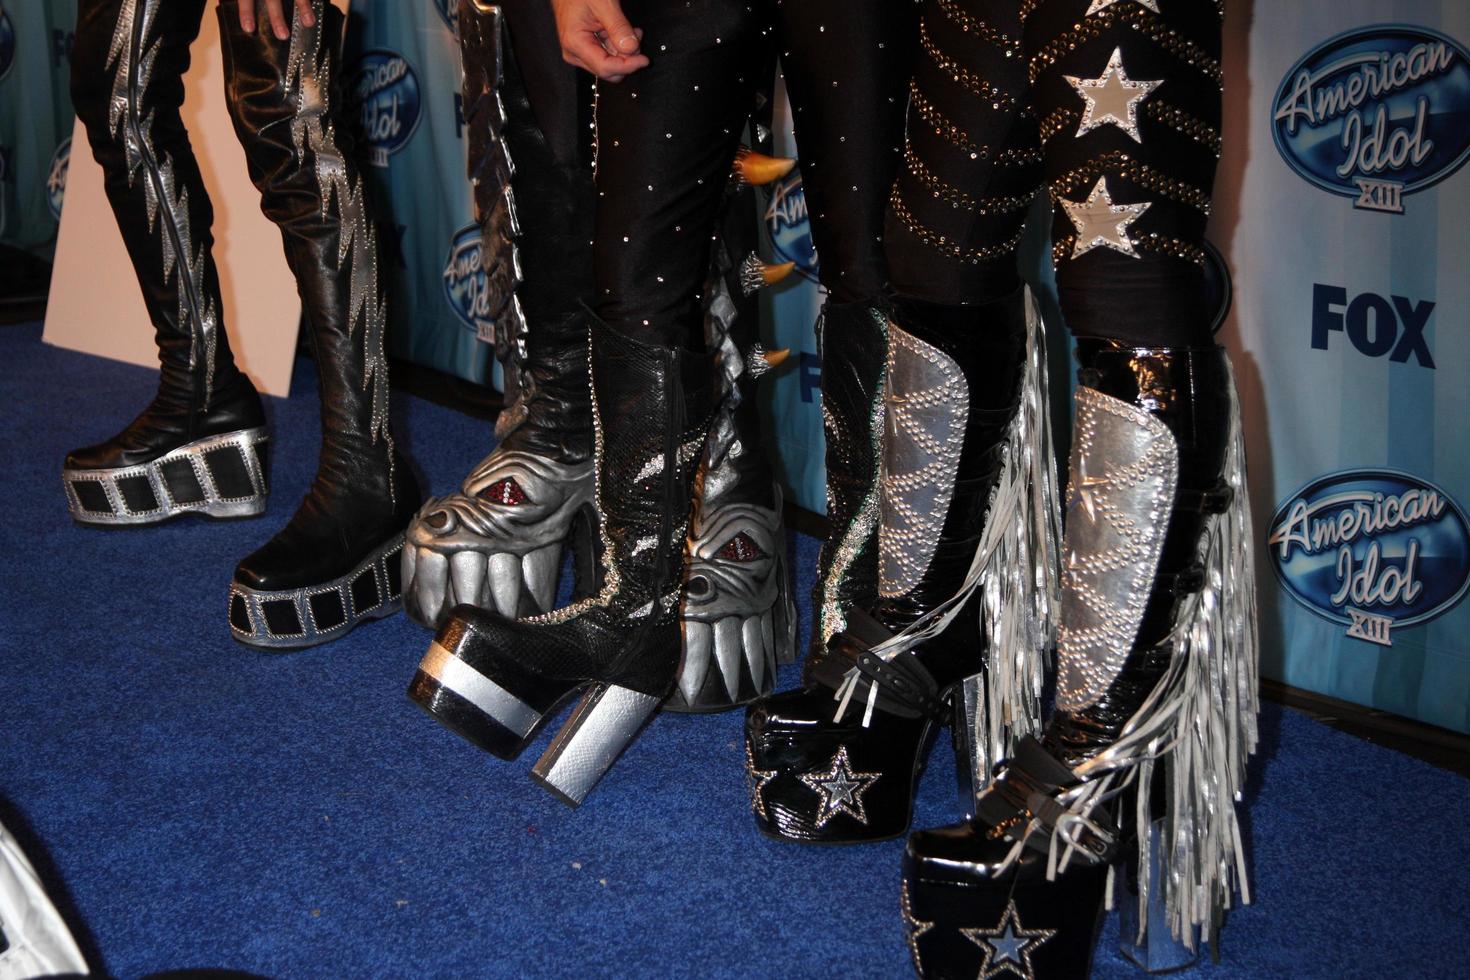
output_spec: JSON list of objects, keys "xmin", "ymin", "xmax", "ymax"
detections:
[
  {"xmin": 1273, "ymin": 25, "xmax": 1470, "ymax": 214},
  {"xmin": 1268, "ymin": 470, "xmax": 1470, "ymax": 647},
  {"xmin": 347, "ymin": 50, "xmax": 422, "ymax": 168},
  {"xmin": 764, "ymin": 170, "xmax": 819, "ymax": 284},
  {"xmin": 444, "ymin": 223, "xmax": 491, "ymax": 341}
]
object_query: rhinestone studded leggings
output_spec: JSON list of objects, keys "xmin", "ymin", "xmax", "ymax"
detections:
[
  {"xmin": 592, "ymin": 0, "xmax": 915, "ymax": 347},
  {"xmin": 886, "ymin": 0, "xmax": 1224, "ymax": 346}
]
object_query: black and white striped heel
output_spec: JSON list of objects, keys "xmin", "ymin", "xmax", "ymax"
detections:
[{"xmin": 409, "ymin": 607, "xmax": 666, "ymax": 807}]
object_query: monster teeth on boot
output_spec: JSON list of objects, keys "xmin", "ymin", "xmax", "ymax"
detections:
[
  {"xmin": 450, "ymin": 551, "xmax": 487, "ymax": 608},
  {"xmin": 743, "ymin": 616, "xmax": 767, "ymax": 693},
  {"xmin": 680, "ymin": 621, "xmax": 714, "ymax": 703},
  {"xmin": 520, "ymin": 544, "xmax": 561, "ymax": 613},
  {"xmin": 414, "ymin": 549, "xmax": 449, "ymax": 624},
  {"xmin": 487, "ymin": 553, "xmax": 523, "ymax": 617},
  {"xmin": 760, "ymin": 610, "xmax": 778, "ymax": 672},
  {"xmin": 714, "ymin": 617, "xmax": 745, "ymax": 702}
]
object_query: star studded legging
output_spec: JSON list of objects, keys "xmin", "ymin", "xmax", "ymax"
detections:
[
  {"xmin": 886, "ymin": 0, "xmax": 1224, "ymax": 347},
  {"xmin": 591, "ymin": 0, "xmax": 916, "ymax": 348}
]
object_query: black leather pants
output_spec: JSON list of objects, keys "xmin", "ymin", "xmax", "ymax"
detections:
[{"xmin": 886, "ymin": 0, "xmax": 1224, "ymax": 347}]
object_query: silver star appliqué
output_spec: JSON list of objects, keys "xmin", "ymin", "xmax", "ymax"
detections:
[
  {"xmin": 1062, "ymin": 177, "xmax": 1150, "ymax": 259},
  {"xmin": 900, "ymin": 881, "xmax": 935, "ymax": 974},
  {"xmin": 960, "ymin": 901, "xmax": 1057, "ymax": 980},
  {"xmin": 745, "ymin": 742, "xmax": 778, "ymax": 821},
  {"xmin": 1086, "ymin": 0, "xmax": 1160, "ymax": 15},
  {"xmin": 1066, "ymin": 48, "xmax": 1162, "ymax": 143},
  {"xmin": 797, "ymin": 746, "xmax": 881, "ymax": 828}
]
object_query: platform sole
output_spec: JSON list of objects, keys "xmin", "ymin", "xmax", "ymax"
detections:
[
  {"xmin": 229, "ymin": 534, "xmax": 405, "ymax": 650},
  {"xmin": 409, "ymin": 623, "xmax": 662, "ymax": 807},
  {"xmin": 64, "ymin": 427, "xmax": 269, "ymax": 526}
]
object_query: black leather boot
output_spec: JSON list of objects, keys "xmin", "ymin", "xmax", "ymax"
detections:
[
  {"xmin": 903, "ymin": 342, "xmax": 1259, "ymax": 977},
  {"xmin": 65, "ymin": 0, "xmax": 268, "ymax": 527},
  {"xmin": 220, "ymin": 2, "xmax": 421, "ymax": 650},
  {"xmin": 746, "ymin": 288, "xmax": 1039, "ymax": 843},
  {"xmin": 667, "ymin": 163, "xmax": 798, "ymax": 712},
  {"xmin": 403, "ymin": 0, "xmax": 597, "ymax": 627},
  {"xmin": 408, "ymin": 316, "xmax": 716, "ymax": 806},
  {"xmin": 808, "ymin": 300, "xmax": 889, "ymax": 661}
]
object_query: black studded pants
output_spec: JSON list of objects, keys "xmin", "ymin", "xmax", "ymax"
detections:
[
  {"xmin": 886, "ymin": 0, "xmax": 1225, "ymax": 346},
  {"xmin": 591, "ymin": 0, "xmax": 916, "ymax": 348}
]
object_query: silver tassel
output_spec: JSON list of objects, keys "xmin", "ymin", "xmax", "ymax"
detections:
[
  {"xmin": 835, "ymin": 288, "xmax": 1062, "ymax": 801},
  {"xmin": 1019, "ymin": 365, "xmax": 1260, "ymax": 950}
]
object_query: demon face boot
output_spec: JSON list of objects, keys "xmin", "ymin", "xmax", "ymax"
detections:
[
  {"xmin": 666, "ymin": 169, "xmax": 799, "ymax": 712},
  {"xmin": 65, "ymin": 0, "xmax": 268, "ymax": 526},
  {"xmin": 402, "ymin": 1, "xmax": 597, "ymax": 627},
  {"xmin": 746, "ymin": 288, "xmax": 1060, "ymax": 842},
  {"xmin": 222, "ymin": 2, "xmax": 421, "ymax": 649},
  {"xmin": 902, "ymin": 343, "xmax": 1259, "ymax": 978},
  {"xmin": 408, "ymin": 317, "xmax": 715, "ymax": 806}
]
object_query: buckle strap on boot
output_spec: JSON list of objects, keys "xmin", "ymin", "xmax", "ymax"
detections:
[
  {"xmin": 810, "ymin": 609, "xmax": 949, "ymax": 722},
  {"xmin": 976, "ymin": 736, "xmax": 1120, "ymax": 863}
]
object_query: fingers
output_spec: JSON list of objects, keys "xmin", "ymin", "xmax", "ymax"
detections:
[
  {"xmin": 265, "ymin": 0, "xmax": 291, "ymax": 40},
  {"xmin": 295, "ymin": 0, "xmax": 317, "ymax": 29},
  {"xmin": 561, "ymin": 30, "xmax": 649, "ymax": 82},
  {"xmin": 238, "ymin": 0, "xmax": 256, "ymax": 34},
  {"xmin": 589, "ymin": 0, "xmax": 641, "ymax": 54}
]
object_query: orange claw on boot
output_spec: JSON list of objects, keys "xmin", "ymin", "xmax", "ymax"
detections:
[
  {"xmin": 732, "ymin": 146, "xmax": 797, "ymax": 189},
  {"xmin": 740, "ymin": 254, "xmax": 798, "ymax": 295},
  {"xmin": 747, "ymin": 346, "xmax": 792, "ymax": 380}
]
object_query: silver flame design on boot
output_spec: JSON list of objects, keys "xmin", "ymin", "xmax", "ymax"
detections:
[
  {"xmin": 106, "ymin": 0, "xmax": 219, "ymax": 406},
  {"xmin": 0, "ymin": 821, "xmax": 88, "ymax": 978}
]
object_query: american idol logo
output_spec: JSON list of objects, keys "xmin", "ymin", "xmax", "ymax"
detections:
[
  {"xmin": 0, "ymin": 6, "xmax": 16, "ymax": 82},
  {"xmin": 443, "ymin": 223, "xmax": 492, "ymax": 341},
  {"xmin": 1273, "ymin": 26, "xmax": 1470, "ymax": 215},
  {"xmin": 432, "ymin": 0, "xmax": 459, "ymax": 37},
  {"xmin": 1268, "ymin": 470, "xmax": 1470, "ymax": 647},
  {"xmin": 347, "ymin": 50, "xmax": 421, "ymax": 168},
  {"xmin": 46, "ymin": 137, "xmax": 69, "ymax": 220},
  {"xmin": 764, "ymin": 170, "xmax": 818, "ymax": 283}
]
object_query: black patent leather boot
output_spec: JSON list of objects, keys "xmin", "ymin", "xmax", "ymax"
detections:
[
  {"xmin": 220, "ymin": 2, "xmax": 422, "ymax": 650},
  {"xmin": 408, "ymin": 316, "xmax": 715, "ymax": 806},
  {"xmin": 808, "ymin": 301, "xmax": 888, "ymax": 660},
  {"xmin": 65, "ymin": 0, "xmax": 268, "ymax": 526},
  {"xmin": 904, "ymin": 343, "xmax": 1258, "ymax": 977},
  {"xmin": 746, "ymin": 288, "xmax": 1031, "ymax": 843},
  {"xmin": 402, "ymin": 0, "xmax": 597, "ymax": 627}
]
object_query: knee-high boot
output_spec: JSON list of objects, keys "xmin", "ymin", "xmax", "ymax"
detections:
[
  {"xmin": 902, "ymin": 342, "xmax": 1259, "ymax": 978},
  {"xmin": 65, "ymin": 0, "xmax": 267, "ymax": 527},
  {"xmin": 402, "ymin": 0, "xmax": 597, "ymax": 628},
  {"xmin": 220, "ymin": 1, "xmax": 421, "ymax": 649},
  {"xmin": 746, "ymin": 288, "xmax": 1059, "ymax": 843}
]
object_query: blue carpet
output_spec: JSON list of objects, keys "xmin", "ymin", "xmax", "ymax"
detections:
[{"xmin": 1, "ymin": 321, "xmax": 1467, "ymax": 979}]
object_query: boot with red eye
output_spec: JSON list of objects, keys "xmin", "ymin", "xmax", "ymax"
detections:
[
  {"xmin": 401, "ymin": 1, "xmax": 597, "ymax": 628},
  {"xmin": 746, "ymin": 288, "xmax": 1059, "ymax": 843}
]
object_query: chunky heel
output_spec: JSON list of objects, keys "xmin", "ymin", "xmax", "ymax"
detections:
[
  {"xmin": 531, "ymin": 684, "xmax": 662, "ymax": 807},
  {"xmin": 408, "ymin": 609, "xmax": 582, "ymax": 760}
]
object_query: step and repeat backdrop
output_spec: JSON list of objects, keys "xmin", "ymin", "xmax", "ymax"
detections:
[
  {"xmin": 3, "ymin": 1, "xmax": 1465, "ymax": 734},
  {"xmin": 0, "ymin": 0, "xmax": 74, "ymax": 260}
]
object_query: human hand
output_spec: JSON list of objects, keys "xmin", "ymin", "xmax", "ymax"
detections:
[
  {"xmin": 551, "ymin": 0, "xmax": 650, "ymax": 82},
  {"xmin": 236, "ymin": 0, "xmax": 317, "ymax": 41}
]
